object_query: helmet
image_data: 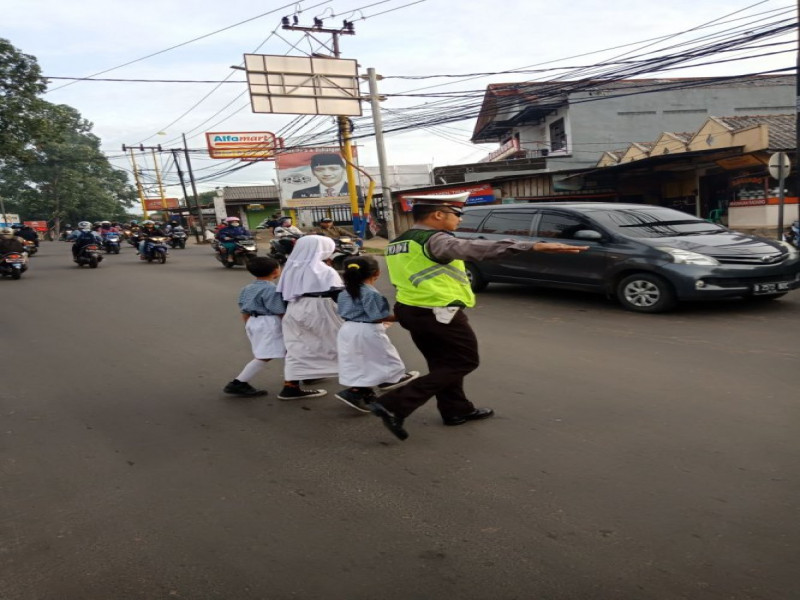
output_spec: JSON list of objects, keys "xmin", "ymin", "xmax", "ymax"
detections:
[
  {"xmin": 10, "ymin": 224, "xmax": 21, "ymax": 229},
  {"xmin": 130, "ymin": 220, "xmax": 138, "ymax": 225},
  {"xmin": 170, "ymin": 221, "xmax": 178, "ymax": 226},
  {"xmin": 101, "ymin": 220, "xmax": 111, "ymax": 225},
  {"xmin": 224, "ymin": 217, "xmax": 241, "ymax": 224},
  {"xmin": 320, "ymin": 217, "xmax": 333, "ymax": 223},
  {"xmin": 142, "ymin": 220, "xmax": 155, "ymax": 227},
  {"xmin": 78, "ymin": 221, "xmax": 92, "ymax": 230},
  {"xmin": 65, "ymin": 224, "xmax": 72, "ymax": 228},
  {"xmin": 0, "ymin": 227, "xmax": 13, "ymax": 236}
]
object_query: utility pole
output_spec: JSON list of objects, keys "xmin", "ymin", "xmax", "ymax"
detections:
[
  {"xmin": 122, "ymin": 144, "xmax": 148, "ymax": 218},
  {"xmin": 365, "ymin": 68, "xmax": 396, "ymax": 240},
  {"xmin": 182, "ymin": 134, "xmax": 206, "ymax": 235},
  {"xmin": 170, "ymin": 148, "xmax": 201, "ymax": 243},
  {"xmin": 280, "ymin": 20, "xmax": 364, "ymax": 237},
  {"xmin": 151, "ymin": 147, "xmax": 168, "ymax": 221}
]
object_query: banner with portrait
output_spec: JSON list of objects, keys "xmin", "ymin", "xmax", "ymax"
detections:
[{"xmin": 276, "ymin": 146, "xmax": 360, "ymax": 208}]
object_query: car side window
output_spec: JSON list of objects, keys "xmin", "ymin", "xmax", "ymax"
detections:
[
  {"xmin": 537, "ymin": 212, "xmax": 588, "ymax": 239},
  {"xmin": 457, "ymin": 210, "xmax": 490, "ymax": 233},
  {"xmin": 479, "ymin": 211, "xmax": 535, "ymax": 237}
]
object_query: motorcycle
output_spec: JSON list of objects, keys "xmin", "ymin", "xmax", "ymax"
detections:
[
  {"xmin": 168, "ymin": 229, "xmax": 188, "ymax": 249},
  {"xmin": 60, "ymin": 228, "xmax": 73, "ymax": 241},
  {"xmin": 213, "ymin": 235, "xmax": 258, "ymax": 268},
  {"xmin": 786, "ymin": 220, "xmax": 799, "ymax": 248},
  {"xmin": 330, "ymin": 236, "xmax": 361, "ymax": 271},
  {"xmin": 75, "ymin": 242, "xmax": 103, "ymax": 268},
  {"xmin": 102, "ymin": 232, "xmax": 122, "ymax": 254},
  {"xmin": 267, "ymin": 233, "xmax": 302, "ymax": 265},
  {"xmin": 140, "ymin": 236, "xmax": 169, "ymax": 264},
  {"xmin": 0, "ymin": 251, "xmax": 28, "ymax": 279},
  {"xmin": 21, "ymin": 239, "xmax": 38, "ymax": 256}
]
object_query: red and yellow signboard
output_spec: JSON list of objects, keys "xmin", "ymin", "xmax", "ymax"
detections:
[
  {"xmin": 144, "ymin": 198, "xmax": 180, "ymax": 211},
  {"xmin": 205, "ymin": 131, "xmax": 282, "ymax": 160}
]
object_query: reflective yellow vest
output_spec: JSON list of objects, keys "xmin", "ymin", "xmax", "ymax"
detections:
[{"xmin": 385, "ymin": 229, "xmax": 475, "ymax": 308}]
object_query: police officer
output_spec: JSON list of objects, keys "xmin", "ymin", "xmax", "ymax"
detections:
[{"xmin": 370, "ymin": 193, "xmax": 589, "ymax": 440}]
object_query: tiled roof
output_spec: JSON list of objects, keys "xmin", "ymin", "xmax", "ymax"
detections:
[
  {"xmin": 222, "ymin": 185, "xmax": 278, "ymax": 201},
  {"xmin": 714, "ymin": 114, "xmax": 795, "ymax": 150}
]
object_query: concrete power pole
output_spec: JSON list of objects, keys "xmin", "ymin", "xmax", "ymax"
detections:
[{"xmin": 365, "ymin": 68, "xmax": 396, "ymax": 240}]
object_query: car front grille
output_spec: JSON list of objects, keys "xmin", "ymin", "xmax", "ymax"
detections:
[{"xmin": 712, "ymin": 253, "xmax": 786, "ymax": 265}]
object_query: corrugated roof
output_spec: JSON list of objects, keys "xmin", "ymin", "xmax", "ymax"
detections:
[
  {"xmin": 713, "ymin": 114, "xmax": 795, "ymax": 150},
  {"xmin": 222, "ymin": 185, "xmax": 278, "ymax": 201}
]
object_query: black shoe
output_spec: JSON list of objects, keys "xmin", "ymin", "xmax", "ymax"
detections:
[
  {"xmin": 369, "ymin": 402, "xmax": 408, "ymax": 440},
  {"xmin": 334, "ymin": 388, "xmax": 371, "ymax": 413},
  {"xmin": 442, "ymin": 407, "xmax": 495, "ymax": 426},
  {"xmin": 376, "ymin": 371, "xmax": 420, "ymax": 392},
  {"xmin": 277, "ymin": 385, "xmax": 327, "ymax": 400},
  {"xmin": 223, "ymin": 379, "xmax": 267, "ymax": 397}
]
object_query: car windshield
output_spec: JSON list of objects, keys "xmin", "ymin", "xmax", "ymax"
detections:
[{"xmin": 590, "ymin": 207, "xmax": 726, "ymax": 238}]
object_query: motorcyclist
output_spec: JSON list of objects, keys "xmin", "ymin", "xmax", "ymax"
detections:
[
  {"xmin": 216, "ymin": 217, "xmax": 251, "ymax": 263},
  {"xmin": 137, "ymin": 220, "xmax": 166, "ymax": 258},
  {"xmin": 272, "ymin": 217, "xmax": 303, "ymax": 257},
  {"xmin": 312, "ymin": 217, "xmax": 350, "ymax": 239},
  {"xmin": 0, "ymin": 227, "xmax": 25, "ymax": 254},
  {"xmin": 67, "ymin": 221, "xmax": 103, "ymax": 261},
  {"xmin": 15, "ymin": 223, "xmax": 39, "ymax": 247}
]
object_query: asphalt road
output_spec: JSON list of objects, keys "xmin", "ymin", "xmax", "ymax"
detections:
[{"xmin": 2, "ymin": 241, "xmax": 798, "ymax": 600}]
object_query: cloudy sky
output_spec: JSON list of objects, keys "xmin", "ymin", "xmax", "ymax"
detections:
[{"xmin": 3, "ymin": 0, "xmax": 795, "ymax": 195}]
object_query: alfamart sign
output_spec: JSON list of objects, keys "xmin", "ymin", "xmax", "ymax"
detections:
[{"xmin": 205, "ymin": 131, "xmax": 282, "ymax": 160}]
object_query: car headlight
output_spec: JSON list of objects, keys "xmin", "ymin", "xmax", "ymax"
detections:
[
  {"xmin": 657, "ymin": 247, "xmax": 720, "ymax": 266},
  {"xmin": 778, "ymin": 241, "xmax": 799, "ymax": 259}
]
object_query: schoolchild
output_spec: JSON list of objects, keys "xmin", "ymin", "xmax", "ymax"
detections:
[
  {"xmin": 223, "ymin": 257, "xmax": 287, "ymax": 397},
  {"xmin": 333, "ymin": 256, "xmax": 419, "ymax": 412}
]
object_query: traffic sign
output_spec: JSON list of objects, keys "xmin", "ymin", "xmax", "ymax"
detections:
[{"xmin": 768, "ymin": 152, "xmax": 791, "ymax": 180}]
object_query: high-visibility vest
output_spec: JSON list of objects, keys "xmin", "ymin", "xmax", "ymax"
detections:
[{"xmin": 385, "ymin": 229, "xmax": 475, "ymax": 308}]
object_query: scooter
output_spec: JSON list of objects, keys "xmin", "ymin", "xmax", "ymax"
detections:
[
  {"xmin": 0, "ymin": 251, "xmax": 28, "ymax": 279},
  {"xmin": 140, "ymin": 236, "xmax": 169, "ymax": 264},
  {"xmin": 267, "ymin": 233, "xmax": 301, "ymax": 265},
  {"xmin": 103, "ymin": 232, "xmax": 122, "ymax": 254},
  {"xmin": 168, "ymin": 228, "xmax": 188, "ymax": 249},
  {"xmin": 330, "ymin": 236, "xmax": 360, "ymax": 271},
  {"xmin": 75, "ymin": 243, "xmax": 103, "ymax": 268},
  {"xmin": 21, "ymin": 239, "xmax": 37, "ymax": 256},
  {"xmin": 213, "ymin": 236, "xmax": 258, "ymax": 268},
  {"xmin": 786, "ymin": 220, "xmax": 799, "ymax": 248}
]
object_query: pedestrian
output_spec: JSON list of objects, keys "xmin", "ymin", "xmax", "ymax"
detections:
[
  {"xmin": 275, "ymin": 235, "xmax": 343, "ymax": 399},
  {"xmin": 222, "ymin": 257, "xmax": 287, "ymax": 397},
  {"xmin": 333, "ymin": 255, "xmax": 419, "ymax": 412},
  {"xmin": 370, "ymin": 193, "xmax": 589, "ymax": 440}
]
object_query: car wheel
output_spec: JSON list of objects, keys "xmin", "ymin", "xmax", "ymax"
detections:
[
  {"xmin": 465, "ymin": 262, "xmax": 488, "ymax": 292},
  {"xmin": 616, "ymin": 273, "xmax": 675, "ymax": 313}
]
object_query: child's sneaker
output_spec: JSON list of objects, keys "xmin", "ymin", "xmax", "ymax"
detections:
[
  {"xmin": 223, "ymin": 379, "xmax": 267, "ymax": 397},
  {"xmin": 334, "ymin": 388, "xmax": 372, "ymax": 413},
  {"xmin": 377, "ymin": 371, "xmax": 420, "ymax": 392},
  {"xmin": 277, "ymin": 384, "xmax": 327, "ymax": 400}
]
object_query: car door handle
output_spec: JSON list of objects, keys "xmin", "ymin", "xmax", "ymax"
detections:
[{"xmin": 477, "ymin": 236, "xmax": 486, "ymax": 239}]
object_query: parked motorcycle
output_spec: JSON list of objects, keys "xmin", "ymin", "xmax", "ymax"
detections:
[
  {"xmin": 76, "ymin": 243, "xmax": 103, "ymax": 268},
  {"xmin": 267, "ymin": 233, "xmax": 301, "ymax": 265},
  {"xmin": 213, "ymin": 235, "xmax": 257, "ymax": 268},
  {"xmin": 168, "ymin": 228, "xmax": 188, "ymax": 249},
  {"xmin": 140, "ymin": 236, "xmax": 169, "ymax": 264},
  {"xmin": 0, "ymin": 251, "xmax": 28, "ymax": 279},
  {"xmin": 102, "ymin": 232, "xmax": 122, "ymax": 254},
  {"xmin": 786, "ymin": 220, "xmax": 800, "ymax": 248},
  {"xmin": 330, "ymin": 236, "xmax": 360, "ymax": 271}
]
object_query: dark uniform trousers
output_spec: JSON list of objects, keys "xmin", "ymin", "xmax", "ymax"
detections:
[{"xmin": 378, "ymin": 302, "xmax": 479, "ymax": 420}]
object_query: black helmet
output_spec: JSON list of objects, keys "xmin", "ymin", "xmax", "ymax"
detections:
[{"xmin": 320, "ymin": 217, "xmax": 333, "ymax": 223}]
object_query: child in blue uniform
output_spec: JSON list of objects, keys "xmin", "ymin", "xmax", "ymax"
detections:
[
  {"xmin": 223, "ymin": 257, "xmax": 287, "ymax": 397},
  {"xmin": 334, "ymin": 255, "xmax": 418, "ymax": 412}
]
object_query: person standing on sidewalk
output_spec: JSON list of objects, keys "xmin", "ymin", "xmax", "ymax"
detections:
[{"xmin": 369, "ymin": 193, "xmax": 589, "ymax": 441}]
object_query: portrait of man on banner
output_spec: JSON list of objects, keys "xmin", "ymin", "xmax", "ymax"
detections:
[{"xmin": 277, "ymin": 148, "xmax": 362, "ymax": 208}]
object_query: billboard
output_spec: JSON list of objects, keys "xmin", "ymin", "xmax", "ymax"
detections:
[
  {"xmin": 144, "ymin": 198, "xmax": 181, "ymax": 211},
  {"xmin": 276, "ymin": 147, "xmax": 361, "ymax": 209},
  {"xmin": 205, "ymin": 132, "xmax": 281, "ymax": 160}
]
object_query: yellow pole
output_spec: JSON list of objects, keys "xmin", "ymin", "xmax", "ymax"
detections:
[
  {"xmin": 129, "ymin": 148, "xmax": 148, "ymax": 219},
  {"xmin": 339, "ymin": 116, "xmax": 360, "ymax": 226},
  {"xmin": 152, "ymin": 149, "xmax": 168, "ymax": 222}
]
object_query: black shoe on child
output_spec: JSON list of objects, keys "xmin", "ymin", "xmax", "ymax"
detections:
[
  {"xmin": 442, "ymin": 407, "xmax": 495, "ymax": 426},
  {"xmin": 277, "ymin": 385, "xmax": 327, "ymax": 400},
  {"xmin": 223, "ymin": 379, "xmax": 267, "ymax": 397},
  {"xmin": 334, "ymin": 388, "xmax": 372, "ymax": 413},
  {"xmin": 368, "ymin": 401, "xmax": 408, "ymax": 441},
  {"xmin": 377, "ymin": 371, "xmax": 420, "ymax": 392}
]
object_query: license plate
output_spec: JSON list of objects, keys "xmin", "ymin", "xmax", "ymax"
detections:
[{"xmin": 753, "ymin": 281, "xmax": 792, "ymax": 295}]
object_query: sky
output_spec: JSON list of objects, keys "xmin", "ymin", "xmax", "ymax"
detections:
[{"xmin": 2, "ymin": 0, "xmax": 796, "ymax": 198}]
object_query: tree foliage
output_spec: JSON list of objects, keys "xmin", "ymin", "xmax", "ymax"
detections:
[{"xmin": 0, "ymin": 38, "xmax": 136, "ymax": 226}]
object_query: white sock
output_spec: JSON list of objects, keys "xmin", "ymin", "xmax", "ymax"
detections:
[{"xmin": 236, "ymin": 359, "xmax": 268, "ymax": 383}]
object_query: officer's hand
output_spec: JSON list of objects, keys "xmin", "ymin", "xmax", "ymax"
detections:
[{"xmin": 532, "ymin": 242, "xmax": 590, "ymax": 253}]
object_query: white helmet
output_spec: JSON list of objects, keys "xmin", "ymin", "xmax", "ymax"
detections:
[
  {"xmin": 0, "ymin": 227, "xmax": 13, "ymax": 236},
  {"xmin": 78, "ymin": 221, "xmax": 92, "ymax": 230}
]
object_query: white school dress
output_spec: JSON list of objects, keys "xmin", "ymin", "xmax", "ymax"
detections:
[{"xmin": 283, "ymin": 296, "xmax": 342, "ymax": 380}]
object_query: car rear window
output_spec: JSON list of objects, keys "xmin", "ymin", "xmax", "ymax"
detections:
[
  {"xmin": 479, "ymin": 211, "xmax": 535, "ymax": 236},
  {"xmin": 590, "ymin": 207, "xmax": 725, "ymax": 238}
]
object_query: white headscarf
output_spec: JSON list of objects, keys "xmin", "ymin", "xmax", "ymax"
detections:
[{"xmin": 276, "ymin": 235, "xmax": 342, "ymax": 302}]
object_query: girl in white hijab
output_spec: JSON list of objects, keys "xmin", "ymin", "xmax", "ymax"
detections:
[{"xmin": 276, "ymin": 235, "xmax": 344, "ymax": 399}]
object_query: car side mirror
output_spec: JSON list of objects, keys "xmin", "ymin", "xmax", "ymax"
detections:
[{"xmin": 573, "ymin": 230, "xmax": 602, "ymax": 241}]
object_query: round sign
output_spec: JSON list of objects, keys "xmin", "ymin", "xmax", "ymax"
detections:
[{"xmin": 768, "ymin": 152, "xmax": 791, "ymax": 179}]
